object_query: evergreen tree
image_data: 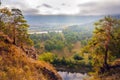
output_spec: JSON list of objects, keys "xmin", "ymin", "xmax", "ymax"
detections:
[
  {"xmin": 0, "ymin": 7, "xmax": 33, "ymax": 47},
  {"xmin": 86, "ymin": 16, "xmax": 120, "ymax": 73}
]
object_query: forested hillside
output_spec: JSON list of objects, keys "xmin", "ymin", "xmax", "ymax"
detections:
[{"xmin": 0, "ymin": 7, "xmax": 62, "ymax": 80}]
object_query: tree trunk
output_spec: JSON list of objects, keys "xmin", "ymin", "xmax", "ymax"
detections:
[
  {"xmin": 13, "ymin": 27, "xmax": 16, "ymax": 45},
  {"xmin": 103, "ymin": 46, "xmax": 109, "ymax": 70}
]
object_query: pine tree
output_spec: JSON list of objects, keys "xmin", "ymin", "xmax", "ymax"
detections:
[
  {"xmin": 86, "ymin": 16, "xmax": 120, "ymax": 73},
  {"xmin": 0, "ymin": 7, "xmax": 33, "ymax": 47}
]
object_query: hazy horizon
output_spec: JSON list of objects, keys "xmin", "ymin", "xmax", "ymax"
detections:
[{"xmin": 25, "ymin": 15, "xmax": 120, "ymax": 26}]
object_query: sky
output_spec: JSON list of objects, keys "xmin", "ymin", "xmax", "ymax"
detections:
[{"xmin": 1, "ymin": 0, "xmax": 120, "ymax": 15}]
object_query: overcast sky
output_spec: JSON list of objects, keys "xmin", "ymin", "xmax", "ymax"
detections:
[{"xmin": 1, "ymin": 0, "xmax": 120, "ymax": 15}]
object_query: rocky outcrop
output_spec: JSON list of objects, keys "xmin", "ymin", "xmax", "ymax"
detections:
[{"xmin": 22, "ymin": 46, "xmax": 38, "ymax": 59}]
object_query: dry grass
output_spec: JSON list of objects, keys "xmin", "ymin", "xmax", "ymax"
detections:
[{"xmin": 0, "ymin": 41, "xmax": 62, "ymax": 80}]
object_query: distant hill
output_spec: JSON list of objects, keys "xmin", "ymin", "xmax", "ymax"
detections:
[
  {"xmin": 112, "ymin": 15, "xmax": 120, "ymax": 19},
  {"xmin": 25, "ymin": 15, "xmax": 103, "ymax": 25}
]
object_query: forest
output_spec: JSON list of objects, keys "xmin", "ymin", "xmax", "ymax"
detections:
[
  {"xmin": 30, "ymin": 24, "xmax": 93, "ymax": 72},
  {"xmin": 30, "ymin": 15, "xmax": 120, "ymax": 80},
  {"xmin": 0, "ymin": 1, "xmax": 120, "ymax": 80}
]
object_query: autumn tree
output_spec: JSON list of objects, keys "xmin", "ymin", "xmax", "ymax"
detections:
[
  {"xmin": 86, "ymin": 16, "xmax": 120, "ymax": 73},
  {"xmin": 10, "ymin": 9, "xmax": 33, "ymax": 46},
  {"xmin": 0, "ymin": 7, "xmax": 33, "ymax": 47}
]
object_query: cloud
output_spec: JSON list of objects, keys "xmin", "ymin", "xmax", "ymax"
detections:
[
  {"xmin": 41, "ymin": 3, "xmax": 53, "ymax": 8},
  {"xmin": 54, "ymin": 8, "xmax": 60, "ymax": 10},
  {"xmin": 78, "ymin": 1, "xmax": 120, "ymax": 15},
  {"xmin": 61, "ymin": 3, "xmax": 66, "ymax": 6},
  {"xmin": 1, "ymin": 0, "xmax": 120, "ymax": 15},
  {"xmin": 78, "ymin": 2, "xmax": 97, "ymax": 7},
  {"xmin": 2, "ymin": 0, "xmax": 40, "ymax": 15},
  {"xmin": 37, "ymin": 4, "xmax": 53, "ymax": 9},
  {"xmin": 36, "ymin": 5, "xmax": 41, "ymax": 8}
]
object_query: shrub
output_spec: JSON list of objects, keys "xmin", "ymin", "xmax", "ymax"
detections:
[
  {"xmin": 38, "ymin": 52, "xmax": 56, "ymax": 62},
  {"xmin": 73, "ymin": 53, "xmax": 84, "ymax": 60}
]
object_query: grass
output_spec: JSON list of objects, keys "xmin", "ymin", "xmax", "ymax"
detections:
[{"xmin": 0, "ymin": 41, "xmax": 62, "ymax": 80}]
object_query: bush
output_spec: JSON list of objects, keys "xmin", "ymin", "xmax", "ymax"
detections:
[
  {"xmin": 38, "ymin": 52, "xmax": 56, "ymax": 62},
  {"xmin": 73, "ymin": 54, "xmax": 84, "ymax": 60}
]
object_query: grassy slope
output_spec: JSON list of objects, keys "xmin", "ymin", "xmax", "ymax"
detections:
[{"xmin": 0, "ymin": 41, "xmax": 62, "ymax": 80}]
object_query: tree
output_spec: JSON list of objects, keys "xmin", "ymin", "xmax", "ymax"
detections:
[
  {"xmin": 87, "ymin": 16, "xmax": 120, "ymax": 72},
  {"xmin": 0, "ymin": 0, "xmax": 1, "ymax": 6},
  {"xmin": 10, "ymin": 9, "xmax": 24, "ymax": 45},
  {"xmin": 0, "ymin": 7, "xmax": 33, "ymax": 47},
  {"xmin": 0, "ymin": 8, "xmax": 13, "ymax": 42}
]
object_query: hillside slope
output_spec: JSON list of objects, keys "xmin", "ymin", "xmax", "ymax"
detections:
[{"xmin": 0, "ymin": 41, "xmax": 62, "ymax": 80}]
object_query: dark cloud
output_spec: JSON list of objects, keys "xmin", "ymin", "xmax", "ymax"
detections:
[
  {"xmin": 36, "ymin": 3, "xmax": 53, "ymax": 9},
  {"xmin": 61, "ymin": 3, "xmax": 66, "ymax": 6},
  {"xmin": 42, "ymin": 3, "xmax": 52, "ymax": 8},
  {"xmin": 61, "ymin": 3, "xmax": 71, "ymax": 7}
]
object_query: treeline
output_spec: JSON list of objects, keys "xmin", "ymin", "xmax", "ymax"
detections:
[
  {"xmin": 30, "ymin": 32, "xmax": 64, "ymax": 51},
  {"xmin": 38, "ymin": 52, "xmax": 92, "ymax": 72},
  {"xmin": 63, "ymin": 25, "xmax": 93, "ymax": 46},
  {"xmin": 30, "ymin": 25, "xmax": 93, "ymax": 52}
]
